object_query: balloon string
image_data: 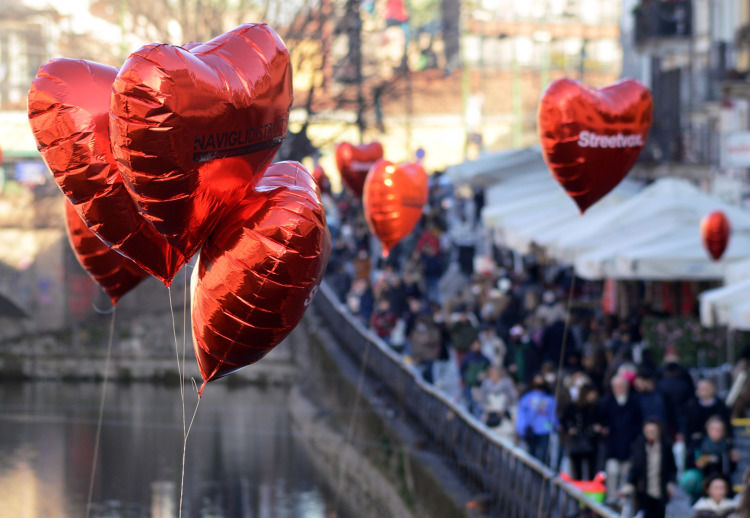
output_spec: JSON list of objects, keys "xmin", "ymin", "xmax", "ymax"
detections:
[
  {"xmin": 333, "ymin": 340, "xmax": 370, "ymax": 516},
  {"xmin": 179, "ymin": 381, "xmax": 202, "ymax": 518},
  {"xmin": 168, "ymin": 287, "xmax": 188, "ymax": 518},
  {"xmin": 538, "ymin": 273, "xmax": 577, "ymax": 518},
  {"xmin": 182, "ymin": 267, "xmax": 188, "ymax": 400},
  {"xmin": 85, "ymin": 306, "xmax": 116, "ymax": 518}
]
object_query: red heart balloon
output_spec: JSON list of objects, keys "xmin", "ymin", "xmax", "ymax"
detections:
[
  {"xmin": 335, "ymin": 141, "xmax": 384, "ymax": 198},
  {"xmin": 363, "ymin": 159, "xmax": 428, "ymax": 256},
  {"xmin": 191, "ymin": 161, "xmax": 331, "ymax": 385},
  {"xmin": 28, "ymin": 58, "xmax": 185, "ymax": 285},
  {"xmin": 538, "ymin": 78, "xmax": 653, "ymax": 213},
  {"xmin": 312, "ymin": 164, "xmax": 331, "ymax": 194},
  {"xmin": 64, "ymin": 200, "xmax": 148, "ymax": 305},
  {"xmin": 701, "ymin": 211, "xmax": 731, "ymax": 261},
  {"xmin": 110, "ymin": 23, "xmax": 293, "ymax": 261}
]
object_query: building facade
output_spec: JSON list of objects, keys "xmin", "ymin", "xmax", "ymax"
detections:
[{"xmin": 624, "ymin": 0, "xmax": 750, "ymax": 207}]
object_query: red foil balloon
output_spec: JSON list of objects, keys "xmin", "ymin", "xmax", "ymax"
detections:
[
  {"xmin": 335, "ymin": 141, "xmax": 384, "ymax": 198},
  {"xmin": 701, "ymin": 211, "xmax": 731, "ymax": 261},
  {"xmin": 312, "ymin": 164, "xmax": 331, "ymax": 194},
  {"xmin": 538, "ymin": 78, "xmax": 653, "ymax": 213},
  {"xmin": 363, "ymin": 160, "xmax": 428, "ymax": 256},
  {"xmin": 110, "ymin": 23, "xmax": 293, "ymax": 261},
  {"xmin": 28, "ymin": 58, "xmax": 184, "ymax": 285},
  {"xmin": 191, "ymin": 161, "xmax": 331, "ymax": 385},
  {"xmin": 64, "ymin": 201, "xmax": 148, "ymax": 305}
]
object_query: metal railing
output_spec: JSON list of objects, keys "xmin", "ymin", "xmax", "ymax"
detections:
[{"xmin": 314, "ymin": 282, "xmax": 618, "ymax": 518}]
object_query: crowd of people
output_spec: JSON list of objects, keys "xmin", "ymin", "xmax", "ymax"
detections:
[{"xmin": 321, "ymin": 171, "xmax": 750, "ymax": 518}]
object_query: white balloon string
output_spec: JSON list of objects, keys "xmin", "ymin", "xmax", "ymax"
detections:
[
  {"xmin": 168, "ymin": 287, "xmax": 188, "ymax": 518},
  {"xmin": 538, "ymin": 273, "xmax": 577, "ymax": 518},
  {"xmin": 85, "ymin": 307, "xmax": 116, "ymax": 518}
]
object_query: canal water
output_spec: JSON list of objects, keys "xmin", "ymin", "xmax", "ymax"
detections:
[{"xmin": 0, "ymin": 381, "xmax": 344, "ymax": 518}]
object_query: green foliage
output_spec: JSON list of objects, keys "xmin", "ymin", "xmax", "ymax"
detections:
[{"xmin": 643, "ymin": 316, "xmax": 725, "ymax": 367}]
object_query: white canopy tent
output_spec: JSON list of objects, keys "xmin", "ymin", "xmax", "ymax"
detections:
[
  {"xmin": 552, "ymin": 178, "xmax": 750, "ymax": 280},
  {"xmin": 474, "ymin": 148, "xmax": 750, "ymax": 282},
  {"xmin": 725, "ymin": 258, "xmax": 750, "ymax": 284},
  {"xmin": 445, "ymin": 147, "xmax": 546, "ymax": 188},
  {"xmin": 482, "ymin": 169, "xmax": 642, "ymax": 256},
  {"xmin": 545, "ymin": 178, "xmax": 734, "ymax": 263},
  {"xmin": 573, "ymin": 225, "xmax": 679, "ymax": 279},
  {"xmin": 700, "ymin": 279, "xmax": 750, "ymax": 329},
  {"xmin": 612, "ymin": 231, "xmax": 750, "ymax": 280}
]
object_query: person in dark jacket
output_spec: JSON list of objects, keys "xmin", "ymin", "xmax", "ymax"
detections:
[
  {"xmin": 460, "ymin": 339, "xmax": 490, "ymax": 415},
  {"xmin": 657, "ymin": 349, "xmax": 695, "ymax": 439},
  {"xmin": 370, "ymin": 298, "xmax": 397, "ymax": 341},
  {"xmin": 693, "ymin": 416, "xmax": 738, "ymax": 482},
  {"xmin": 635, "ymin": 368, "xmax": 672, "ymax": 437},
  {"xmin": 504, "ymin": 325, "xmax": 539, "ymax": 389},
  {"xmin": 449, "ymin": 306, "xmax": 479, "ymax": 363},
  {"xmin": 562, "ymin": 384, "xmax": 600, "ymax": 481},
  {"xmin": 540, "ymin": 318, "xmax": 577, "ymax": 367},
  {"xmin": 599, "ymin": 375, "xmax": 643, "ymax": 504},
  {"xmin": 623, "ymin": 419, "xmax": 677, "ymax": 518},
  {"xmin": 409, "ymin": 313, "xmax": 440, "ymax": 383},
  {"xmin": 685, "ymin": 380, "xmax": 736, "ymax": 467}
]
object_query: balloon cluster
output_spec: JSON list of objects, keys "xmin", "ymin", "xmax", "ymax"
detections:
[{"xmin": 28, "ymin": 24, "xmax": 331, "ymax": 387}]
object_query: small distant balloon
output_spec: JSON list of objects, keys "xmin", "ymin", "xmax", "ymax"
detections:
[
  {"xmin": 701, "ymin": 211, "xmax": 731, "ymax": 261},
  {"xmin": 363, "ymin": 160, "xmax": 428, "ymax": 256},
  {"xmin": 335, "ymin": 141, "xmax": 384, "ymax": 198}
]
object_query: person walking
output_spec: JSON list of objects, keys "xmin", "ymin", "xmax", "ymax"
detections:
[
  {"xmin": 516, "ymin": 374, "xmax": 557, "ymax": 464},
  {"xmin": 562, "ymin": 384, "xmax": 600, "ymax": 481},
  {"xmin": 599, "ymin": 375, "xmax": 643, "ymax": 505},
  {"xmin": 622, "ymin": 419, "xmax": 677, "ymax": 518}
]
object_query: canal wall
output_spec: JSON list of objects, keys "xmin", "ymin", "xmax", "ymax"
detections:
[
  {"xmin": 0, "ymin": 306, "xmax": 295, "ymax": 384},
  {"xmin": 288, "ymin": 302, "xmax": 478, "ymax": 518}
]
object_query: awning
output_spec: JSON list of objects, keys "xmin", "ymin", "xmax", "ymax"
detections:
[
  {"xmin": 558, "ymin": 178, "xmax": 750, "ymax": 280},
  {"xmin": 445, "ymin": 147, "xmax": 546, "ymax": 188},
  {"xmin": 725, "ymin": 258, "xmax": 750, "ymax": 284},
  {"xmin": 700, "ymin": 279, "xmax": 750, "ymax": 329},
  {"xmin": 612, "ymin": 231, "xmax": 750, "ymax": 280},
  {"xmin": 482, "ymin": 165, "xmax": 641, "ymax": 256},
  {"xmin": 476, "ymin": 148, "xmax": 750, "ymax": 281}
]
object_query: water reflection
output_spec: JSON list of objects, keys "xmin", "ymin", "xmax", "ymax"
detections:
[{"xmin": 0, "ymin": 382, "xmax": 338, "ymax": 518}]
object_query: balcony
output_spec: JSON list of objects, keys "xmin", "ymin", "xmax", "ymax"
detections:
[{"xmin": 633, "ymin": 0, "xmax": 692, "ymax": 46}]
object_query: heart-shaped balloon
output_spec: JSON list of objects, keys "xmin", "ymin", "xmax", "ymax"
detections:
[
  {"xmin": 110, "ymin": 23, "xmax": 293, "ymax": 261},
  {"xmin": 312, "ymin": 164, "xmax": 331, "ymax": 194},
  {"xmin": 28, "ymin": 58, "xmax": 185, "ymax": 285},
  {"xmin": 64, "ymin": 200, "xmax": 148, "ymax": 305},
  {"xmin": 363, "ymin": 160, "xmax": 428, "ymax": 256},
  {"xmin": 335, "ymin": 141, "xmax": 384, "ymax": 198},
  {"xmin": 701, "ymin": 210, "xmax": 731, "ymax": 261},
  {"xmin": 191, "ymin": 161, "xmax": 331, "ymax": 385},
  {"xmin": 538, "ymin": 78, "xmax": 652, "ymax": 213}
]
